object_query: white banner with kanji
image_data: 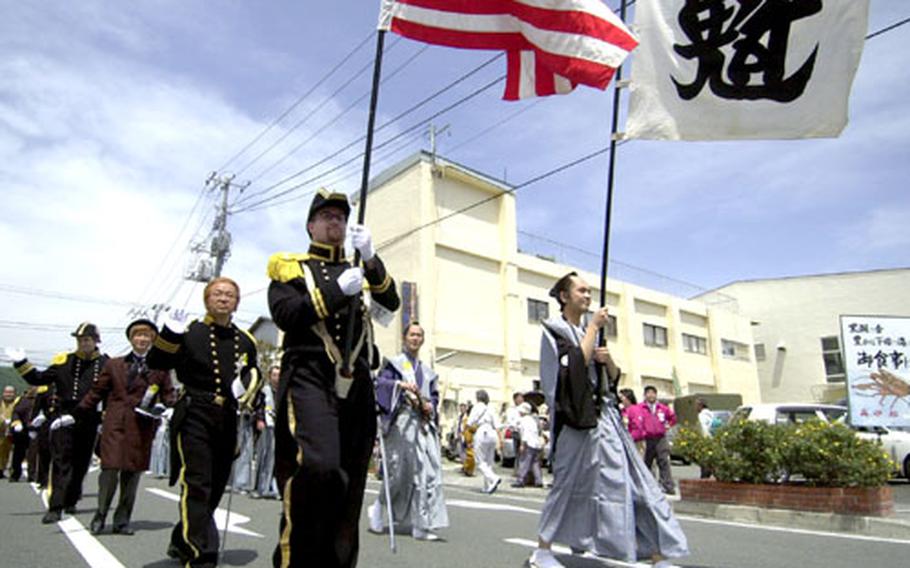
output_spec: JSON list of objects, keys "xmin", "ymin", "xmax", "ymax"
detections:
[
  {"xmin": 626, "ymin": 0, "xmax": 870, "ymax": 140},
  {"xmin": 841, "ymin": 315, "xmax": 910, "ymax": 428}
]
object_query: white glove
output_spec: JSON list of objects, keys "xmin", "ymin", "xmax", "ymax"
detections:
[
  {"xmin": 231, "ymin": 376, "xmax": 246, "ymax": 399},
  {"xmin": 162, "ymin": 408, "xmax": 174, "ymax": 420},
  {"xmin": 4, "ymin": 346, "xmax": 26, "ymax": 362},
  {"xmin": 265, "ymin": 413, "xmax": 275, "ymax": 428},
  {"xmin": 349, "ymin": 224, "xmax": 375, "ymax": 262},
  {"xmin": 50, "ymin": 414, "xmax": 75, "ymax": 431},
  {"xmin": 28, "ymin": 431, "xmax": 37, "ymax": 440},
  {"xmin": 337, "ymin": 267, "xmax": 364, "ymax": 296},
  {"xmin": 163, "ymin": 309, "xmax": 189, "ymax": 334},
  {"xmin": 30, "ymin": 412, "xmax": 46, "ymax": 428},
  {"xmin": 12, "ymin": 423, "xmax": 23, "ymax": 433}
]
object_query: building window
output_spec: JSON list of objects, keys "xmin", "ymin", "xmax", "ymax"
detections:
[
  {"xmin": 589, "ymin": 312, "xmax": 618, "ymax": 337},
  {"xmin": 721, "ymin": 339, "xmax": 750, "ymax": 360},
  {"xmin": 754, "ymin": 343, "xmax": 766, "ymax": 361},
  {"xmin": 527, "ymin": 299, "xmax": 549, "ymax": 323},
  {"xmin": 821, "ymin": 336, "xmax": 845, "ymax": 383},
  {"xmin": 643, "ymin": 323, "xmax": 668, "ymax": 348},
  {"xmin": 682, "ymin": 333, "xmax": 707, "ymax": 355}
]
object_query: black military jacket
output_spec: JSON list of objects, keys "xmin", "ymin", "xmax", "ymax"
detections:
[
  {"xmin": 15, "ymin": 350, "xmax": 109, "ymax": 415},
  {"xmin": 267, "ymin": 241, "xmax": 400, "ymax": 383},
  {"xmin": 147, "ymin": 314, "xmax": 258, "ymax": 404}
]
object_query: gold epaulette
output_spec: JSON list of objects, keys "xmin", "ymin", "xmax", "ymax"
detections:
[
  {"xmin": 267, "ymin": 252, "xmax": 310, "ymax": 283},
  {"xmin": 51, "ymin": 352, "xmax": 69, "ymax": 366},
  {"xmin": 37, "ymin": 386, "xmax": 49, "ymax": 394}
]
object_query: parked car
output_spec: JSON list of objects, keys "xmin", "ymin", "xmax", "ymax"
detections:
[{"xmin": 730, "ymin": 403, "xmax": 848, "ymax": 425}]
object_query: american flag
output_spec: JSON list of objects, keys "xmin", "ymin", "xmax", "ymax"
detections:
[{"xmin": 379, "ymin": 0, "xmax": 638, "ymax": 100}]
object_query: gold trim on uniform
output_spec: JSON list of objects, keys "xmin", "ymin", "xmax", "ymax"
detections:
[
  {"xmin": 267, "ymin": 252, "xmax": 309, "ymax": 283},
  {"xmin": 154, "ymin": 335, "xmax": 181, "ymax": 354},
  {"xmin": 16, "ymin": 362, "xmax": 34, "ymax": 376},
  {"xmin": 369, "ymin": 273, "xmax": 392, "ymax": 294},
  {"xmin": 279, "ymin": 396, "xmax": 301, "ymax": 568},
  {"xmin": 177, "ymin": 433, "xmax": 201, "ymax": 561}
]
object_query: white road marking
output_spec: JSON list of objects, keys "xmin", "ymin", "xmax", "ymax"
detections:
[
  {"xmin": 504, "ymin": 538, "xmax": 649, "ymax": 567},
  {"xmin": 145, "ymin": 487, "xmax": 264, "ymax": 538},
  {"xmin": 676, "ymin": 515, "xmax": 910, "ymax": 545},
  {"xmin": 30, "ymin": 483, "xmax": 127, "ymax": 568},
  {"xmin": 446, "ymin": 499, "xmax": 538, "ymax": 515}
]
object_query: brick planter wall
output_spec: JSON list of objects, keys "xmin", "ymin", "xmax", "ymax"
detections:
[{"xmin": 679, "ymin": 479, "xmax": 894, "ymax": 517}]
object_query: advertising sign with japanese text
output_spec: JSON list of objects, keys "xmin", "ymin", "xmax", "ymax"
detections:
[{"xmin": 841, "ymin": 315, "xmax": 910, "ymax": 427}]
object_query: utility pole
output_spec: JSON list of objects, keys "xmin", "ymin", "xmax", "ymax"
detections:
[{"xmin": 186, "ymin": 173, "xmax": 249, "ymax": 282}]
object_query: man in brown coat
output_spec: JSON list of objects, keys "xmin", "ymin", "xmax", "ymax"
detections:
[{"xmin": 78, "ymin": 318, "xmax": 175, "ymax": 535}]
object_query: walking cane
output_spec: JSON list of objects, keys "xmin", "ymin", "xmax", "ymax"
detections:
[
  {"xmin": 220, "ymin": 456, "xmax": 238, "ymax": 563},
  {"xmin": 375, "ymin": 407, "xmax": 397, "ymax": 553}
]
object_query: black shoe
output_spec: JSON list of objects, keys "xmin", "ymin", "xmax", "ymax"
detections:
[
  {"xmin": 90, "ymin": 513, "xmax": 105, "ymax": 535},
  {"xmin": 112, "ymin": 524, "xmax": 134, "ymax": 535},
  {"xmin": 42, "ymin": 510, "xmax": 62, "ymax": 524},
  {"xmin": 64, "ymin": 505, "xmax": 77, "ymax": 514},
  {"xmin": 167, "ymin": 543, "xmax": 188, "ymax": 562},
  {"xmin": 510, "ymin": 482, "xmax": 524, "ymax": 488}
]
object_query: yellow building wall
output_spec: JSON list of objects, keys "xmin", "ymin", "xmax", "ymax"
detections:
[{"xmin": 363, "ymin": 153, "xmax": 762, "ymax": 434}]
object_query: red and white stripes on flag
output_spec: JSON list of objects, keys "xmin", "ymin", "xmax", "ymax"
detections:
[{"xmin": 378, "ymin": 0, "xmax": 638, "ymax": 100}]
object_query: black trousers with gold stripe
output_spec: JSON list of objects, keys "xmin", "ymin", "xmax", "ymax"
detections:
[
  {"xmin": 273, "ymin": 366, "xmax": 376, "ymax": 568},
  {"xmin": 168, "ymin": 397, "xmax": 237, "ymax": 567},
  {"xmin": 48, "ymin": 412, "xmax": 99, "ymax": 512}
]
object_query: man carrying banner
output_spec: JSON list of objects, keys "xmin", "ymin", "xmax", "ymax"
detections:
[
  {"xmin": 148, "ymin": 278, "xmax": 261, "ymax": 568},
  {"xmin": 7, "ymin": 322, "xmax": 109, "ymax": 523},
  {"xmin": 530, "ymin": 273, "xmax": 687, "ymax": 568},
  {"xmin": 267, "ymin": 188, "xmax": 400, "ymax": 567},
  {"xmin": 78, "ymin": 318, "xmax": 175, "ymax": 535},
  {"xmin": 368, "ymin": 321, "xmax": 448, "ymax": 541}
]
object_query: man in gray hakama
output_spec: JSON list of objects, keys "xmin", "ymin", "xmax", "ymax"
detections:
[
  {"xmin": 530, "ymin": 273, "xmax": 688, "ymax": 568},
  {"xmin": 369, "ymin": 322, "xmax": 448, "ymax": 541}
]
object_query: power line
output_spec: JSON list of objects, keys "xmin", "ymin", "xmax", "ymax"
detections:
[
  {"xmin": 233, "ymin": 37, "xmax": 407, "ymax": 181},
  {"xmin": 233, "ymin": 53, "xmax": 506, "ymax": 211},
  {"xmin": 216, "ymin": 31, "xmax": 377, "ymax": 174},
  {"xmin": 377, "ymin": 141, "xmax": 627, "ymax": 251},
  {"xmin": 234, "ymin": 73, "xmax": 505, "ymax": 214},
  {"xmin": 866, "ymin": 15, "xmax": 910, "ymax": 40},
  {"xmin": 236, "ymin": 42, "xmax": 427, "ymax": 194}
]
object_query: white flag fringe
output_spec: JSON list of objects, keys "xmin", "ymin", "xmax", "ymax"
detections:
[{"xmin": 626, "ymin": 0, "xmax": 870, "ymax": 140}]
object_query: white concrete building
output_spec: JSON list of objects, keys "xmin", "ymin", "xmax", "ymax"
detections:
[{"xmin": 697, "ymin": 268, "xmax": 910, "ymax": 403}]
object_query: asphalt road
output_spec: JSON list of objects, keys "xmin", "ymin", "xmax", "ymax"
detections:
[{"xmin": 2, "ymin": 462, "xmax": 909, "ymax": 568}]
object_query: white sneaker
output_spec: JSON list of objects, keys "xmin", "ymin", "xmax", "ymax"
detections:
[
  {"xmin": 412, "ymin": 528, "xmax": 440, "ymax": 541},
  {"xmin": 487, "ymin": 476, "xmax": 502, "ymax": 495},
  {"xmin": 529, "ymin": 548, "xmax": 564, "ymax": 568}
]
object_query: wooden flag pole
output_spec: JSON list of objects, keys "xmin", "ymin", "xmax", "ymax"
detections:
[
  {"xmin": 598, "ymin": 0, "xmax": 628, "ymax": 349},
  {"xmin": 342, "ymin": 30, "xmax": 386, "ymax": 375}
]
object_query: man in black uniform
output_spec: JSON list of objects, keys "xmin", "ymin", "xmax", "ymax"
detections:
[
  {"xmin": 147, "ymin": 277, "xmax": 261, "ymax": 568},
  {"xmin": 7, "ymin": 322, "xmax": 108, "ymax": 523},
  {"xmin": 267, "ymin": 188, "xmax": 400, "ymax": 568}
]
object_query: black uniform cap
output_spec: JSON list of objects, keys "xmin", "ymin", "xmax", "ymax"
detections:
[
  {"xmin": 71, "ymin": 322, "xmax": 101, "ymax": 341},
  {"xmin": 125, "ymin": 318, "xmax": 159, "ymax": 339},
  {"xmin": 307, "ymin": 187, "xmax": 351, "ymax": 222}
]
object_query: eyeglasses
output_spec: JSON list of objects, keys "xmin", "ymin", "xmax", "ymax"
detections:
[{"xmin": 315, "ymin": 210, "xmax": 346, "ymax": 222}]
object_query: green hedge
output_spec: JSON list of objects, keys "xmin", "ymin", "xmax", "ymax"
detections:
[{"xmin": 674, "ymin": 418, "xmax": 893, "ymax": 488}]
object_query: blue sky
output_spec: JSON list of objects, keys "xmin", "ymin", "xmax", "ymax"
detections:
[{"xmin": 1, "ymin": 1, "xmax": 907, "ymax": 362}]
